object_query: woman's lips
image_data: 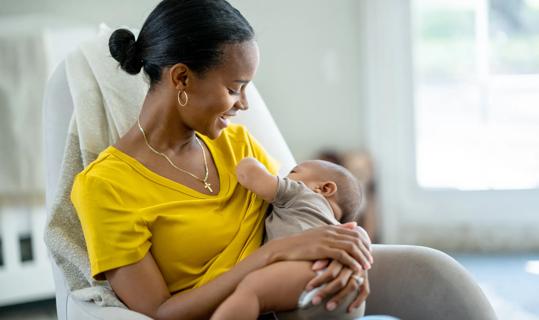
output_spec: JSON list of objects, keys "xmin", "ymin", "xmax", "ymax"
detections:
[
  {"xmin": 218, "ymin": 115, "xmax": 230, "ymax": 128},
  {"xmin": 219, "ymin": 116, "xmax": 229, "ymax": 128},
  {"xmin": 218, "ymin": 112, "xmax": 237, "ymax": 129}
]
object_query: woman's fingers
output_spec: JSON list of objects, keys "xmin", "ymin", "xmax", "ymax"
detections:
[
  {"xmin": 342, "ymin": 227, "xmax": 374, "ymax": 264},
  {"xmin": 336, "ymin": 225, "xmax": 373, "ymax": 263},
  {"xmin": 329, "ymin": 225, "xmax": 362, "ymax": 238},
  {"xmin": 311, "ymin": 268, "xmax": 353, "ymax": 308},
  {"xmin": 355, "ymin": 226, "xmax": 372, "ymax": 248},
  {"xmin": 311, "ymin": 259, "xmax": 330, "ymax": 271},
  {"xmin": 354, "ymin": 226, "xmax": 374, "ymax": 263},
  {"xmin": 340, "ymin": 221, "xmax": 357, "ymax": 230},
  {"xmin": 322, "ymin": 228, "xmax": 372, "ymax": 265},
  {"xmin": 306, "ymin": 260, "xmax": 343, "ymax": 290},
  {"xmin": 329, "ymin": 240, "xmax": 371, "ymax": 270},
  {"xmin": 323, "ymin": 248, "xmax": 361, "ymax": 272},
  {"xmin": 347, "ymin": 271, "xmax": 370, "ymax": 313},
  {"xmin": 325, "ymin": 272, "xmax": 364, "ymax": 312},
  {"xmin": 354, "ymin": 239, "xmax": 373, "ymax": 267}
]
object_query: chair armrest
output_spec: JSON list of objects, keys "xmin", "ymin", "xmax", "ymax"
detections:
[
  {"xmin": 366, "ymin": 245, "xmax": 497, "ymax": 320},
  {"xmin": 67, "ymin": 297, "xmax": 151, "ymax": 320}
]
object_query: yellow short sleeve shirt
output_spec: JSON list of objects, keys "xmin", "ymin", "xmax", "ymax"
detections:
[{"xmin": 71, "ymin": 124, "xmax": 279, "ymax": 293}]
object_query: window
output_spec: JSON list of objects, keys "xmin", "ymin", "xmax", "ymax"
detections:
[{"xmin": 414, "ymin": 0, "xmax": 539, "ymax": 190}]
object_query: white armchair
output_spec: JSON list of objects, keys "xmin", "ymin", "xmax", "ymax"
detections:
[{"xmin": 43, "ymin": 61, "xmax": 497, "ymax": 320}]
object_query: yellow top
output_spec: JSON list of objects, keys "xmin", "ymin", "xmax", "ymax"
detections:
[{"xmin": 71, "ymin": 124, "xmax": 279, "ymax": 293}]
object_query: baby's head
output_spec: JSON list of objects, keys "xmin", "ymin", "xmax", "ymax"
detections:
[{"xmin": 286, "ymin": 160, "xmax": 362, "ymax": 223}]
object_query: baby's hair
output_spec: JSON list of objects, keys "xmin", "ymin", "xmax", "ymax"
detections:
[{"xmin": 314, "ymin": 160, "xmax": 362, "ymax": 223}]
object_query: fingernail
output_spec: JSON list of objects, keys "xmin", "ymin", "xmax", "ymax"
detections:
[
  {"xmin": 312, "ymin": 296, "xmax": 321, "ymax": 305},
  {"xmin": 306, "ymin": 285, "xmax": 313, "ymax": 291},
  {"xmin": 327, "ymin": 302, "xmax": 337, "ymax": 311},
  {"xmin": 366, "ymin": 262, "xmax": 371, "ymax": 269}
]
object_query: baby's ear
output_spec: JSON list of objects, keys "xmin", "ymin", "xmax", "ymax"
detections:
[{"xmin": 319, "ymin": 181, "xmax": 337, "ymax": 197}]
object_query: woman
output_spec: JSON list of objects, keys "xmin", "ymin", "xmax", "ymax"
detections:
[{"xmin": 71, "ymin": 0, "xmax": 372, "ymax": 319}]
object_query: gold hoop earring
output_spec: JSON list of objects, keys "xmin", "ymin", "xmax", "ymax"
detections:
[{"xmin": 177, "ymin": 90, "xmax": 188, "ymax": 107}]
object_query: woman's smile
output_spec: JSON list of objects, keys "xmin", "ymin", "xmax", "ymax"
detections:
[{"xmin": 218, "ymin": 111, "xmax": 238, "ymax": 128}]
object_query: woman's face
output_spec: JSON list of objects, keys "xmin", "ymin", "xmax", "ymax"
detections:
[{"xmin": 181, "ymin": 41, "xmax": 260, "ymax": 139}]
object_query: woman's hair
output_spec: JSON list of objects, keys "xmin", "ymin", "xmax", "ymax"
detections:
[{"xmin": 109, "ymin": 0, "xmax": 254, "ymax": 87}]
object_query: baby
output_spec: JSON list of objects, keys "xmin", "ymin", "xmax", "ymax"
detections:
[{"xmin": 211, "ymin": 157, "xmax": 367, "ymax": 320}]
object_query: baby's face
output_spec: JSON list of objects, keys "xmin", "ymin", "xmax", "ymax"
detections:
[{"xmin": 286, "ymin": 161, "xmax": 326, "ymax": 191}]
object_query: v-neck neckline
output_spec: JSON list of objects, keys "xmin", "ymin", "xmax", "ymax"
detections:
[{"xmin": 107, "ymin": 133, "xmax": 228, "ymax": 199}]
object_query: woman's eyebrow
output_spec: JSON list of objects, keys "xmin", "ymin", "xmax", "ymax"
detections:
[{"xmin": 234, "ymin": 79, "xmax": 250, "ymax": 84}]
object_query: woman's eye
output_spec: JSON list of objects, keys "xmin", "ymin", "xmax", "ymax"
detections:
[{"xmin": 228, "ymin": 88, "xmax": 240, "ymax": 95}]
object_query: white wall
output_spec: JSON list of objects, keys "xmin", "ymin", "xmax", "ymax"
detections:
[
  {"xmin": 0, "ymin": 0, "xmax": 159, "ymax": 27},
  {"xmin": 1, "ymin": 0, "xmax": 367, "ymax": 162},
  {"xmin": 229, "ymin": 0, "xmax": 365, "ymax": 161}
]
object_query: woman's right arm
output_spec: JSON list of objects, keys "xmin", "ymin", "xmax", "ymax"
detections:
[{"xmin": 106, "ymin": 225, "xmax": 367, "ymax": 320}]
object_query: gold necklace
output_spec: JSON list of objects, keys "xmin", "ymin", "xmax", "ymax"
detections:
[{"xmin": 137, "ymin": 117, "xmax": 213, "ymax": 193}]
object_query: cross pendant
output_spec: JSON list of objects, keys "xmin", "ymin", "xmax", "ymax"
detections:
[{"xmin": 204, "ymin": 182, "xmax": 213, "ymax": 193}]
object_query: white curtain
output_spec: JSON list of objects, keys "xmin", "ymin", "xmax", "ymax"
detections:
[{"xmin": 0, "ymin": 15, "xmax": 95, "ymax": 197}]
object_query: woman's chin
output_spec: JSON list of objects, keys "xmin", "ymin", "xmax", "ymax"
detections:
[
  {"xmin": 199, "ymin": 120, "xmax": 228, "ymax": 140},
  {"xmin": 205, "ymin": 127, "xmax": 224, "ymax": 140}
]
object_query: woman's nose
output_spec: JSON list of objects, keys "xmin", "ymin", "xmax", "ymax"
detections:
[{"xmin": 236, "ymin": 91, "xmax": 249, "ymax": 111}]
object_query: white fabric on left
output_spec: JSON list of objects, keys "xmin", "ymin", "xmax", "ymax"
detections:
[{"xmin": 44, "ymin": 24, "xmax": 148, "ymax": 307}]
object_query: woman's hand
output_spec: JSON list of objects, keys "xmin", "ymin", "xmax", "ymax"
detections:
[
  {"xmin": 264, "ymin": 222, "xmax": 372, "ymax": 272},
  {"xmin": 306, "ymin": 260, "xmax": 370, "ymax": 313},
  {"xmin": 303, "ymin": 223, "xmax": 373, "ymax": 312}
]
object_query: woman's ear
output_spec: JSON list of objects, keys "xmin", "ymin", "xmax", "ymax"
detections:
[
  {"xmin": 318, "ymin": 181, "xmax": 337, "ymax": 197},
  {"xmin": 169, "ymin": 63, "xmax": 190, "ymax": 90}
]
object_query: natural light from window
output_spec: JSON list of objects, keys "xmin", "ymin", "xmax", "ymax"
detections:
[{"xmin": 413, "ymin": 0, "xmax": 539, "ymax": 190}]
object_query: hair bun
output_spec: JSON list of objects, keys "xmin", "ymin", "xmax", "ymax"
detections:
[{"xmin": 109, "ymin": 28, "xmax": 142, "ymax": 75}]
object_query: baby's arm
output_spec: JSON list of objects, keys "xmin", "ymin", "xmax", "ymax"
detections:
[{"xmin": 236, "ymin": 157, "xmax": 279, "ymax": 202}]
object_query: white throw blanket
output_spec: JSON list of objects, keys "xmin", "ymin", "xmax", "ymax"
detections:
[{"xmin": 44, "ymin": 24, "xmax": 148, "ymax": 307}]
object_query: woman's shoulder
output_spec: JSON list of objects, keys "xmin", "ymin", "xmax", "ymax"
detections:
[
  {"xmin": 213, "ymin": 123, "xmax": 278, "ymax": 173},
  {"xmin": 75, "ymin": 146, "xmax": 134, "ymax": 185},
  {"xmin": 215, "ymin": 123, "xmax": 264, "ymax": 153}
]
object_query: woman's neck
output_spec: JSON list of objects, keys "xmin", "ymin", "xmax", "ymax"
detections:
[{"xmin": 137, "ymin": 89, "xmax": 197, "ymax": 155}]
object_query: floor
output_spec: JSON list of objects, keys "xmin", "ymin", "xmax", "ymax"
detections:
[
  {"xmin": 452, "ymin": 253, "xmax": 539, "ymax": 320},
  {"xmin": 0, "ymin": 254, "xmax": 537, "ymax": 320}
]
